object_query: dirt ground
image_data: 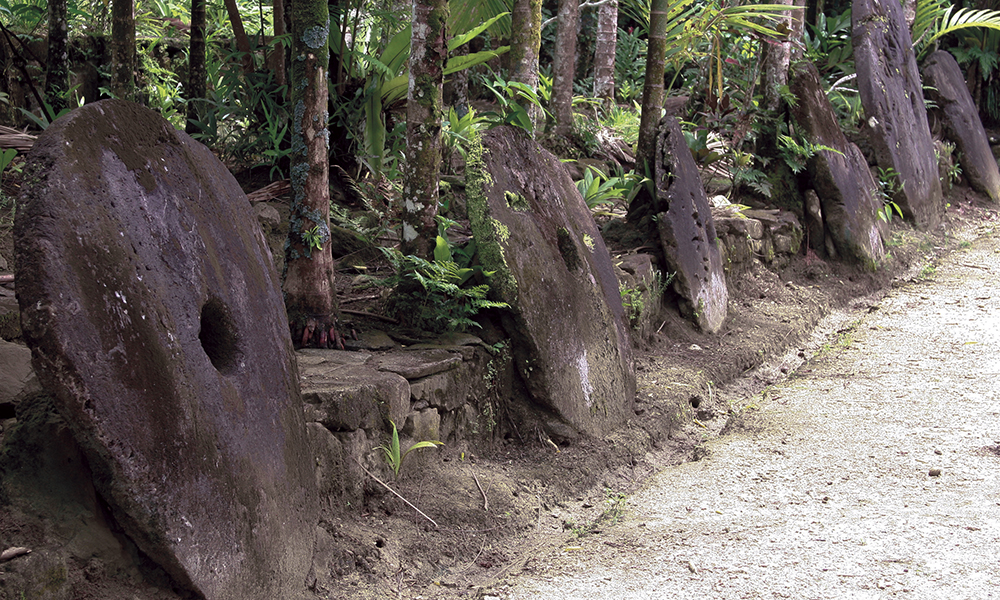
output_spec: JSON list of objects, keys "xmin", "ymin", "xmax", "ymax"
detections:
[{"xmin": 1, "ymin": 173, "xmax": 998, "ymax": 599}]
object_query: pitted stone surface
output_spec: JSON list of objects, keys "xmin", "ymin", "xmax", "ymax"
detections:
[
  {"xmin": 923, "ymin": 50, "xmax": 1000, "ymax": 203},
  {"xmin": 789, "ymin": 60, "xmax": 886, "ymax": 267},
  {"xmin": 13, "ymin": 100, "xmax": 316, "ymax": 600},
  {"xmin": 654, "ymin": 117, "xmax": 728, "ymax": 333},
  {"xmin": 470, "ymin": 126, "xmax": 635, "ymax": 439},
  {"xmin": 0, "ymin": 340, "xmax": 38, "ymax": 405},
  {"xmin": 853, "ymin": 0, "xmax": 943, "ymax": 228}
]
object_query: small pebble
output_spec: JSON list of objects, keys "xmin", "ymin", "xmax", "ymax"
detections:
[{"xmin": 928, "ymin": 467, "xmax": 942, "ymax": 477}]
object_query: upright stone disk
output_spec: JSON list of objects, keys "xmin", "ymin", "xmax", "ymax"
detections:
[
  {"xmin": 14, "ymin": 100, "xmax": 316, "ymax": 600},
  {"xmin": 470, "ymin": 126, "xmax": 635, "ymax": 439},
  {"xmin": 853, "ymin": 0, "xmax": 943, "ymax": 229}
]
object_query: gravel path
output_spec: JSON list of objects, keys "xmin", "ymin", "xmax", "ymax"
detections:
[{"xmin": 496, "ymin": 229, "xmax": 1000, "ymax": 600}]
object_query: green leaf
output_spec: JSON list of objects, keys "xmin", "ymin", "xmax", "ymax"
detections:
[
  {"xmin": 444, "ymin": 47, "xmax": 511, "ymax": 76},
  {"xmin": 449, "ymin": 13, "xmax": 510, "ymax": 50},
  {"xmin": 434, "ymin": 236, "xmax": 454, "ymax": 264}
]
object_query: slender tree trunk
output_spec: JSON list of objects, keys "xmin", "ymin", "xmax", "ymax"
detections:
[
  {"xmin": 593, "ymin": 0, "xmax": 617, "ymax": 101},
  {"xmin": 186, "ymin": 0, "xmax": 207, "ymax": 133},
  {"xmin": 790, "ymin": 0, "xmax": 806, "ymax": 60},
  {"xmin": 637, "ymin": 0, "xmax": 669, "ymax": 169},
  {"xmin": 761, "ymin": 0, "xmax": 793, "ymax": 113},
  {"xmin": 510, "ymin": 0, "xmax": 543, "ymax": 129},
  {"xmin": 552, "ymin": 0, "xmax": 580, "ymax": 137},
  {"xmin": 45, "ymin": 0, "xmax": 69, "ymax": 114},
  {"xmin": 110, "ymin": 0, "xmax": 136, "ymax": 102},
  {"xmin": 400, "ymin": 0, "xmax": 449, "ymax": 258},
  {"xmin": 285, "ymin": 0, "xmax": 338, "ymax": 347},
  {"xmin": 224, "ymin": 0, "xmax": 255, "ymax": 72},
  {"xmin": 270, "ymin": 0, "xmax": 287, "ymax": 87}
]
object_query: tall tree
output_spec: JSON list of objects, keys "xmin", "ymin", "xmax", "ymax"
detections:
[
  {"xmin": 593, "ymin": 0, "xmax": 617, "ymax": 101},
  {"xmin": 284, "ymin": 0, "xmax": 339, "ymax": 347},
  {"xmin": 186, "ymin": 0, "xmax": 207, "ymax": 134},
  {"xmin": 636, "ymin": 0, "xmax": 669, "ymax": 169},
  {"xmin": 400, "ymin": 0, "xmax": 449, "ymax": 258},
  {"xmin": 761, "ymin": 0, "xmax": 794, "ymax": 113},
  {"xmin": 110, "ymin": 0, "xmax": 136, "ymax": 101},
  {"xmin": 510, "ymin": 0, "xmax": 543, "ymax": 127},
  {"xmin": 45, "ymin": 0, "xmax": 69, "ymax": 113},
  {"xmin": 551, "ymin": 0, "xmax": 580, "ymax": 137}
]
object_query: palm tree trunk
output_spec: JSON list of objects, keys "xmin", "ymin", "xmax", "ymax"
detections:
[
  {"xmin": 284, "ymin": 0, "xmax": 339, "ymax": 347},
  {"xmin": 552, "ymin": 0, "xmax": 580, "ymax": 137},
  {"xmin": 593, "ymin": 0, "xmax": 617, "ymax": 101},
  {"xmin": 637, "ymin": 0, "xmax": 668, "ymax": 169},
  {"xmin": 400, "ymin": 0, "xmax": 449, "ymax": 258}
]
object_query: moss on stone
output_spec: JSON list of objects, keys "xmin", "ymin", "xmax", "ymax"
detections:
[{"xmin": 465, "ymin": 132, "xmax": 518, "ymax": 302}]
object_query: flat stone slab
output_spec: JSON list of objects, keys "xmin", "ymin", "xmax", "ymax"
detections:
[
  {"xmin": 301, "ymin": 364, "xmax": 409, "ymax": 431},
  {"xmin": 14, "ymin": 99, "xmax": 316, "ymax": 600},
  {"xmin": 374, "ymin": 349, "xmax": 463, "ymax": 379}
]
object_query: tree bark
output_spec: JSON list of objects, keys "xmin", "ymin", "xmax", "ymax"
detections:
[
  {"xmin": 224, "ymin": 0, "xmax": 255, "ymax": 72},
  {"xmin": 186, "ymin": 0, "xmax": 207, "ymax": 133},
  {"xmin": 400, "ymin": 0, "xmax": 449, "ymax": 258},
  {"xmin": 110, "ymin": 0, "xmax": 135, "ymax": 102},
  {"xmin": 510, "ymin": 0, "xmax": 543, "ymax": 129},
  {"xmin": 285, "ymin": 0, "xmax": 339, "ymax": 347},
  {"xmin": 637, "ymin": 0, "xmax": 668, "ymax": 169},
  {"xmin": 761, "ymin": 0, "xmax": 793, "ymax": 113},
  {"xmin": 552, "ymin": 0, "xmax": 580, "ymax": 137},
  {"xmin": 593, "ymin": 0, "xmax": 617, "ymax": 101},
  {"xmin": 45, "ymin": 0, "xmax": 69, "ymax": 114},
  {"xmin": 269, "ymin": 0, "xmax": 287, "ymax": 87}
]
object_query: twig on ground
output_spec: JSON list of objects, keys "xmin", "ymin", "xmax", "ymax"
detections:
[
  {"xmin": 353, "ymin": 458, "xmax": 438, "ymax": 528},
  {"xmin": 472, "ymin": 470, "xmax": 489, "ymax": 511}
]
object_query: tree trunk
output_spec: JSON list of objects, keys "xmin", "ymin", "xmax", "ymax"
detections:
[
  {"xmin": 593, "ymin": 0, "xmax": 617, "ymax": 101},
  {"xmin": 790, "ymin": 0, "xmax": 806, "ymax": 60},
  {"xmin": 510, "ymin": 0, "xmax": 543, "ymax": 129},
  {"xmin": 400, "ymin": 0, "xmax": 449, "ymax": 258},
  {"xmin": 761, "ymin": 0, "xmax": 793, "ymax": 113},
  {"xmin": 552, "ymin": 0, "xmax": 580, "ymax": 137},
  {"xmin": 285, "ymin": 0, "xmax": 339, "ymax": 348},
  {"xmin": 637, "ymin": 0, "xmax": 669, "ymax": 169},
  {"xmin": 45, "ymin": 0, "xmax": 69, "ymax": 114},
  {"xmin": 224, "ymin": 0, "xmax": 255, "ymax": 72},
  {"xmin": 110, "ymin": 0, "xmax": 135, "ymax": 102},
  {"xmin": 186, "ymin": 0, "xmax": 207, "ymax": 134},
  {"xmin": 269, "ymin": 0, "xmax": 287, "ymax": 87}
]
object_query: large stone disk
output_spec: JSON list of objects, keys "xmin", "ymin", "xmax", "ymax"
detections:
[{"xmin": 14, "ymin": 99, "xmax": 316, "ymax": 600}]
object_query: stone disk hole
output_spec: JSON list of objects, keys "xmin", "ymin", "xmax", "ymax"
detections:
[{"xmin": 199, "ymin": 298, "xmax": 240, "ymax": 373}]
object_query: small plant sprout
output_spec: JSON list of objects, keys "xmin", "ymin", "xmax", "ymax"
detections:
[{"xmin": 378, "ymin": 420, "xmax": 444, "ymax": 478}]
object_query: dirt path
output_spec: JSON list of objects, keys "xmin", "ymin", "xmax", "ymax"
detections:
[{"xmin": 493, "ymin": 228, "xmax": 1000, "ymax": 599}]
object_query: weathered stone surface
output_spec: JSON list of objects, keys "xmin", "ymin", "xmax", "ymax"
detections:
[
  {"xmin": 789, "ymin": 60, "xmax": 886, "ymax": 267},
  {"xmin": 654, "ymin": 117, "xmax": 729, "ymax": 333},
  {"xmin": 0, "ymin": 340, "xmax": 39, "ymax": 405},
  {"xmin": 13, "ymin": 100, "xmax": 316, "ymax": 600},
  {"xmin": 615, "ymin": 253, "xmax": 667, "ymax": 341},
  {"xmin": 410, "ymin": 370, "xmax": 471, "ymax": 412},
  {"xmin": 470, "ymin": 126, "xmax": 635, "ymax": 438},
  {"xmin": 374, "ymin": 348, "xmax": 462, "ymax": 379},
  {"xmin": 401, "ymin": 408, "xmax": 441, "ymax": 441},
  {"xmin": 853, "ymin": 0, "xmax": 943, "ymax": 228},
  {"xmin": 923, "ymin": 50, "xmax": 1000, "ymax": 202},
  {"xmin": 302, "ymin": 364, "xmax": 409, "ymax": 431}
]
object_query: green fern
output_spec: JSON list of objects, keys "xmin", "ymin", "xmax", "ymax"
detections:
[{"xmin": 914, "ymin": 1, "xmax": 1000, "ymax": 58}]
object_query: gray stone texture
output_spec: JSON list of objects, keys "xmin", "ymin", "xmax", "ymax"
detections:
[
  {"xmin": 471, "ymin": 126, "xmax": 635, "ymax": 439},
  {"xmin": 789, "ymin": 60, "xmax": 887, "ymax": 268},
  {"xmin": 13, "ymin": 99, "xmax": 316, "ymax": 600},
  {"xmin": 923, "ymin": 49, "xmax": 1000, "ymax": 202},
  {"xmin": 654, "ymin": 117, "xmax": 729, "ymax": 333},
  {"xmin": 302, "ymin": 365, "xmax": 410, "ymax": 431},
  {"xmin": 853, "ymin": 0, "xmax": 943, "ymax": 229}
]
